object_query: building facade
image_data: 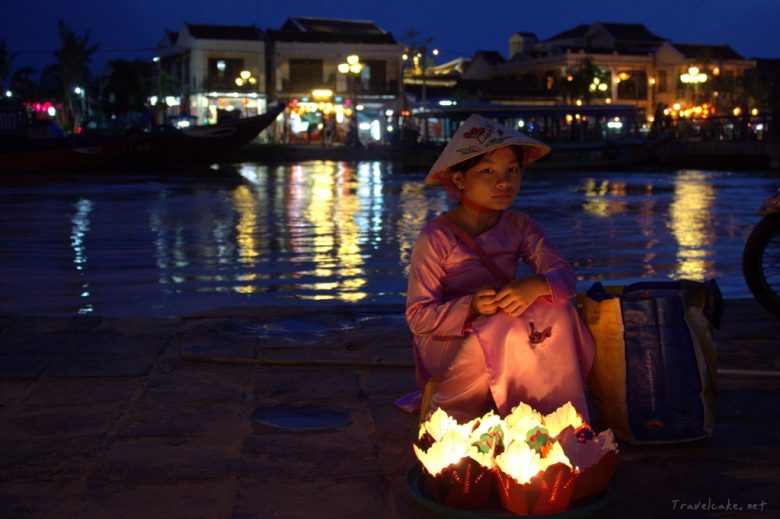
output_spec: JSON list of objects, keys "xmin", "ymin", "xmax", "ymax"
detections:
[
  {"xmin": 156, "ymin": 23, "xmax": 267, "ymax": 126},
  {"xmin": 266, "ymin": 17, "xmax": 403, "ymax": 143}
]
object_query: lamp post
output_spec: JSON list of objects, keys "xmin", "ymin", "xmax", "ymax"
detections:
[
  {"xmin": 680, "ymin": 66, "xmax": 707, "ymax": 105},
  {"xmin": 338, "ymin": 54, "xmax": 363, "ymax": 146},
  {"xmin": 404, "ymin": 46, "xmax": 438, "ymax": 142}
]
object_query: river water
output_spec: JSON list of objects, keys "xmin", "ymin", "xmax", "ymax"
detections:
[{"xmin": 0, "ymin": 162, "xmax": 777, "ymax": 317}]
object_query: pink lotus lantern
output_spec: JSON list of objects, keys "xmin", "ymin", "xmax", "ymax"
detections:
[{"xmin": 413, "ymin": 402, "xmax": 619, "ymax": 514}]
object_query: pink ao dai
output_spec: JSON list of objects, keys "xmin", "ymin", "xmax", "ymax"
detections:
[{"xmin": 403, "ymin": 210, "xmax": 595, "ymax": 422}]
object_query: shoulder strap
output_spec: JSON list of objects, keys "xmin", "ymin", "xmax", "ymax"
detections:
[{"xmin": 438, "ymin": 215, "xmax": 513, "ymax": 286}]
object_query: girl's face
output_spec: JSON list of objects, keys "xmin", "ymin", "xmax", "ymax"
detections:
[{"xmin": 451, "ymin": 146, "xmax": 524, "ymax": 211}]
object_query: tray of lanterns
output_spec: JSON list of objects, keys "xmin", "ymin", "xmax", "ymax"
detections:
[{"xmin": 407, "ymin": 402, "xmax": 618, "ymax": 517}]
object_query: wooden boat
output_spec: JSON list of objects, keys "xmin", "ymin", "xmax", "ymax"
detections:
[
  {"xmin": 0, "ymin": 134, "xmax": 133, "ymax": 174},
  {"xmin": 113, "ymin": 102, "xmax": 285, "ymax": 168},
  {"xmin": 531, "ymin": 133, "xmax": 671, "ymax": 170}
]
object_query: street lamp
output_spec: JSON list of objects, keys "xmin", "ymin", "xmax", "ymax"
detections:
[
  {"xmin": 680, "ymin": 66, "xmax": 707, "ymax": 104},
  {"xmin": 403, "ymin": 46, "xmax": 438, "ymax": 141},
  {"xmin": 338, "ymin": 54, "xmax": 363, "ymax": 146}
]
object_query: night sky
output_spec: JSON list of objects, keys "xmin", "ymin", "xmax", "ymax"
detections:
[{"xmin": 2, "ymin": 0, "xmax": 780, "ymax": 77}]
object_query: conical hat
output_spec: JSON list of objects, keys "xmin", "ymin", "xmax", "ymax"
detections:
[{"xmin": 424, "ymin": 114, "xmax": 551, "ymax": 185}]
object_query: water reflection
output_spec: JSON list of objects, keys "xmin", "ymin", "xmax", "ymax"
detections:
[
  {"xmin": 233, "ymin": 161, "xmax": 384, "ymax": 301},
  {"xmin": 581, "ymin": 178, "xmax": 629, "ymax": 217},
  {"xmin": 70, "ymin": 198, "xmax": 93, "ymax": 314},
  {"xmin": 668, "ymin": 170, "xmax": 716, "ymax": 279},
  {"xmin": 5, "ymin": 163, "xmax": 763, "ymax": 317}
]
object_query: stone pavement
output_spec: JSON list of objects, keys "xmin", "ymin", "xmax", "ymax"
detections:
[{"xmin": 0, "ymin": 300, "xmax": 779, "ymax": 519}]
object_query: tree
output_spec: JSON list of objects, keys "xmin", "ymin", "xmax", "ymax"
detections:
[
  {"xmin": 10, "ymin": 66, "xmax": 38, "ymax": 100},
  {"xmin": 557, "ymin": 58, "xmax": 608, "ymax": 104},
  {"xmin": 102, "ymin": 59, "xmax": 154, "ymax": 117},
  {"xmin": 54, "ymin": 19, "xmax": 99, "ymax": 131},
  {"xmin": 0, "ymin": 39, "xmax": 16, "ymax": 93}
]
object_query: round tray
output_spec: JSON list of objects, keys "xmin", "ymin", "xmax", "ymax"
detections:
[{"xmin": 406, "ymin": 464, "xmax": 617, "ymax": 519}]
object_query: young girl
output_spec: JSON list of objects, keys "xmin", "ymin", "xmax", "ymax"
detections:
[{"xmin": 399, "ymin": 114, "xmax": 595, "ymax": 423}]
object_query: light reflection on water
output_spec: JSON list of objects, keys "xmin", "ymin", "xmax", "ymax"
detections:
[{"xmin": 0, "ymin": 163, "xmax": 776, "ymax": 317}]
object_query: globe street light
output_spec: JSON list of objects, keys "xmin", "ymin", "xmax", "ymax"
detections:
[
  {"xmin": 680, "ymin": 66, "xmax": 708, "ymax": 104},
  {"xmin": 338, "ymin": 54, "xmax": 363, "ymax": 146}
]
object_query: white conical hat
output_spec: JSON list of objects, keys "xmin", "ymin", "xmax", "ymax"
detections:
[{"xmin": 424, "ymin": 114, "xmax": 551, "ymax": 185}]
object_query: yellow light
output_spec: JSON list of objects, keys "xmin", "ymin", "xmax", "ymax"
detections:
[
  {"xmin": 593, "ymin": 77, "xmax": 600, "ymax": 84},
  {"xmin": 751, "ymin": 108, "xmax": 758, "ymax": 116},
  {"xmin": 673, "ymin": 103, "xmax": 681, "ymax": 111},
  {"xmin": 402, "ymin": 53, "xmax": 408, "ymax": 60},
  {"xmin": 240, "ymin": 70, "xmax": 251, "ymax": 80},
  {"xmin": 598, "ymin": 83, "xmax": 608, "ymax": 91},
  {"xmin": 663, "ymin": 108, "xmax": 671, "ymax": 116},
  {"xmin": 566, "ymin": 74, "xmax": 573, "ymax": 81},
  {"xmin": 688, "ymin": 66, "xmax": 699, "ymax": 75},
  {"xmin": 712, "ymin": 67, "xmax": 720, "ymax": 76},
  {"xmin": 312, "ymin": 89, "xmax": 333, "ymax": 99},
  {"xmin": 346, "ymin": 54, "xmax": 359, "ymax": 65},
  {"xmin": 575, "ymin": 99, "xmax": 582, "ymax": 106},
  {"xmin": 605, "ymin": 97, "xmax": 612, "ymax": 104},
  {"xmin": 338, "ymin": 63, "xmax": 349, "ymax": 74},
  {"xmin": 350, "ymin": 63, "xmax": 363, "ymax": 74},
  {"xmin": 733, "ymin": 107, "xmax": 742, "ymax": 116},
  {"xmin": 235, "ymin": 78, "xmax": 244, "ymax": 86},
  {"xmin": 565, "ymin": 114, "xmax": 573, "ymax": 123},
  {"xmin": 618, "ymin": 72, "xmax": 630, "ymax": 81},
  {"xmin": 649, "ymin": 77, "xmax": 656, "ymax": 85},
  {"xmin": 615, "ymin": 78, "xmax": 621, "ymax": 84},
  {"xmin": 249, "ymin": 77, "xmax": 257, "ymax": 84}
]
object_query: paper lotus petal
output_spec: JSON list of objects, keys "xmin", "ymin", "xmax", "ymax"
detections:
[
  {"xmin": 597, "ymin": 429, "xmax": 619, "ymax": 452},
  {"xmin": 468, "ymin": 444, "xmax": 495, "ymax": 468},
  {"xmin": 414, "ymin": 429, "xmax": 471, "ymax": 476},
  {"xmin": 505, "ymin": 402, "xmax": 544, "ymax": 430},
  {"xmin": 557, "ymin": 426, "xmax": 602, "ymax": 471},
  {"xmin": 543, "ymin": 402, "xmax": 584, "ymax": 438},
  {"xmin": 537, "ymin": 441, "xmax": 572, "ymax": 472},
  {"xmin": 419, "ymin": 407, "xmax": 462, "ymax": 441},
  {"xmin": 495, "ymin": 439, "xmax": 540, "ymax": 485}
]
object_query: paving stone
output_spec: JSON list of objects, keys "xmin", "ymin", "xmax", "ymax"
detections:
[
  {"xmin": 0, "ymin": 493, "xmax": 83, "ymax": 519},
  {"xmin": 0, "ymin": 354, "xmax": 56, "ymax": 378},
  {"xmin": 118, "ymin": 401, "xmax": 245, "ymax": 439},
  {"xmin": 0, "ymin": 408, "xmax": 120, "ymax": 439},
  {"xmin": 64, "ymin": 332, "xmax": 168, "ymax": 355},
  {"xmin": 241, "ymin": 428, "xmax": 378, "ymax": 480},
  {"xmin": 252, "ymin": 367, "xmax": 363, "ymax": 403},
  {"xmin": 21, "ymin": 377, "xmax": 143, "ymax": 408},
  {"xmin": 0, "ymin": 334, "xmax": 81, "ymax": 354},
  {"xmin": 81, "ymin": 480, "xmax": 237, "ymax": 519},
  {"xmin": 360, "ymin": 370, "xmax": 418, "ymax": 397},
  {"xmin": 140, "ymin": 364, "xmax": 249, "ymax": 404},
  {"xmin": 0, "ymin": 435, "xmax": 103, "ymax": 487},
  {"xmin": 92, "ymin": 438, "xmax": 240, "ymax": 484},
  {"xmin": 48, "ymin": 353, "xmax": 155, "ymax": 377},
  {"xmin": 0, "ymin": 316, "xmax": 102, "ymax": 339},
  {"xmin": 179, "ymin": 335, "xmax": 257, "ymax": 360},
  {"xmin": 233, "ymin": 472, "xmax": 388, "ymax": 519},
  {"xmin": 0, "ymin": 379, "xmax": 33, "ymax": 407}
]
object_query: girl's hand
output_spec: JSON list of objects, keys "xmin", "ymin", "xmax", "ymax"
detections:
[
  {"xmin": 469, "ymin": 285, "xmax": 498, "ymax": 318},
  {"xmin": 495, "ymin": 275, "xmax": 550, "ymax": 317}
]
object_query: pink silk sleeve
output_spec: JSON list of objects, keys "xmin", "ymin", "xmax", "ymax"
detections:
[
  {"xmin": 518, "ymin": 215, "xmax": 576, "ymax": 303},
  {"xmin": 406, "ymin": 228, "xmax": 473, "ymax": 337}
]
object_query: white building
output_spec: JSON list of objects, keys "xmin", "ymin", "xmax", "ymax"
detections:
[
  {"xmin": 267, "ymin": 17, "xmax": 403, "ymax": 142},
  {"xmin": 156, "ymin": 23, "xmax": 267, "ymax": 125}
]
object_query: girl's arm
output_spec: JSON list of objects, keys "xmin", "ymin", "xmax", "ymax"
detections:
[
  {"xmin": 406, "ymin": 230, "xmax": 475, "ymax": 336},
  {"xmin": 518, "ymin": 215, "xmax": 577, "ymax": 303}
]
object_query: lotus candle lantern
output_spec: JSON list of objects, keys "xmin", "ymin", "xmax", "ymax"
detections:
[{"xmin": 413, "ymin": 402, "xmax": 619, "ymax": 515}]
